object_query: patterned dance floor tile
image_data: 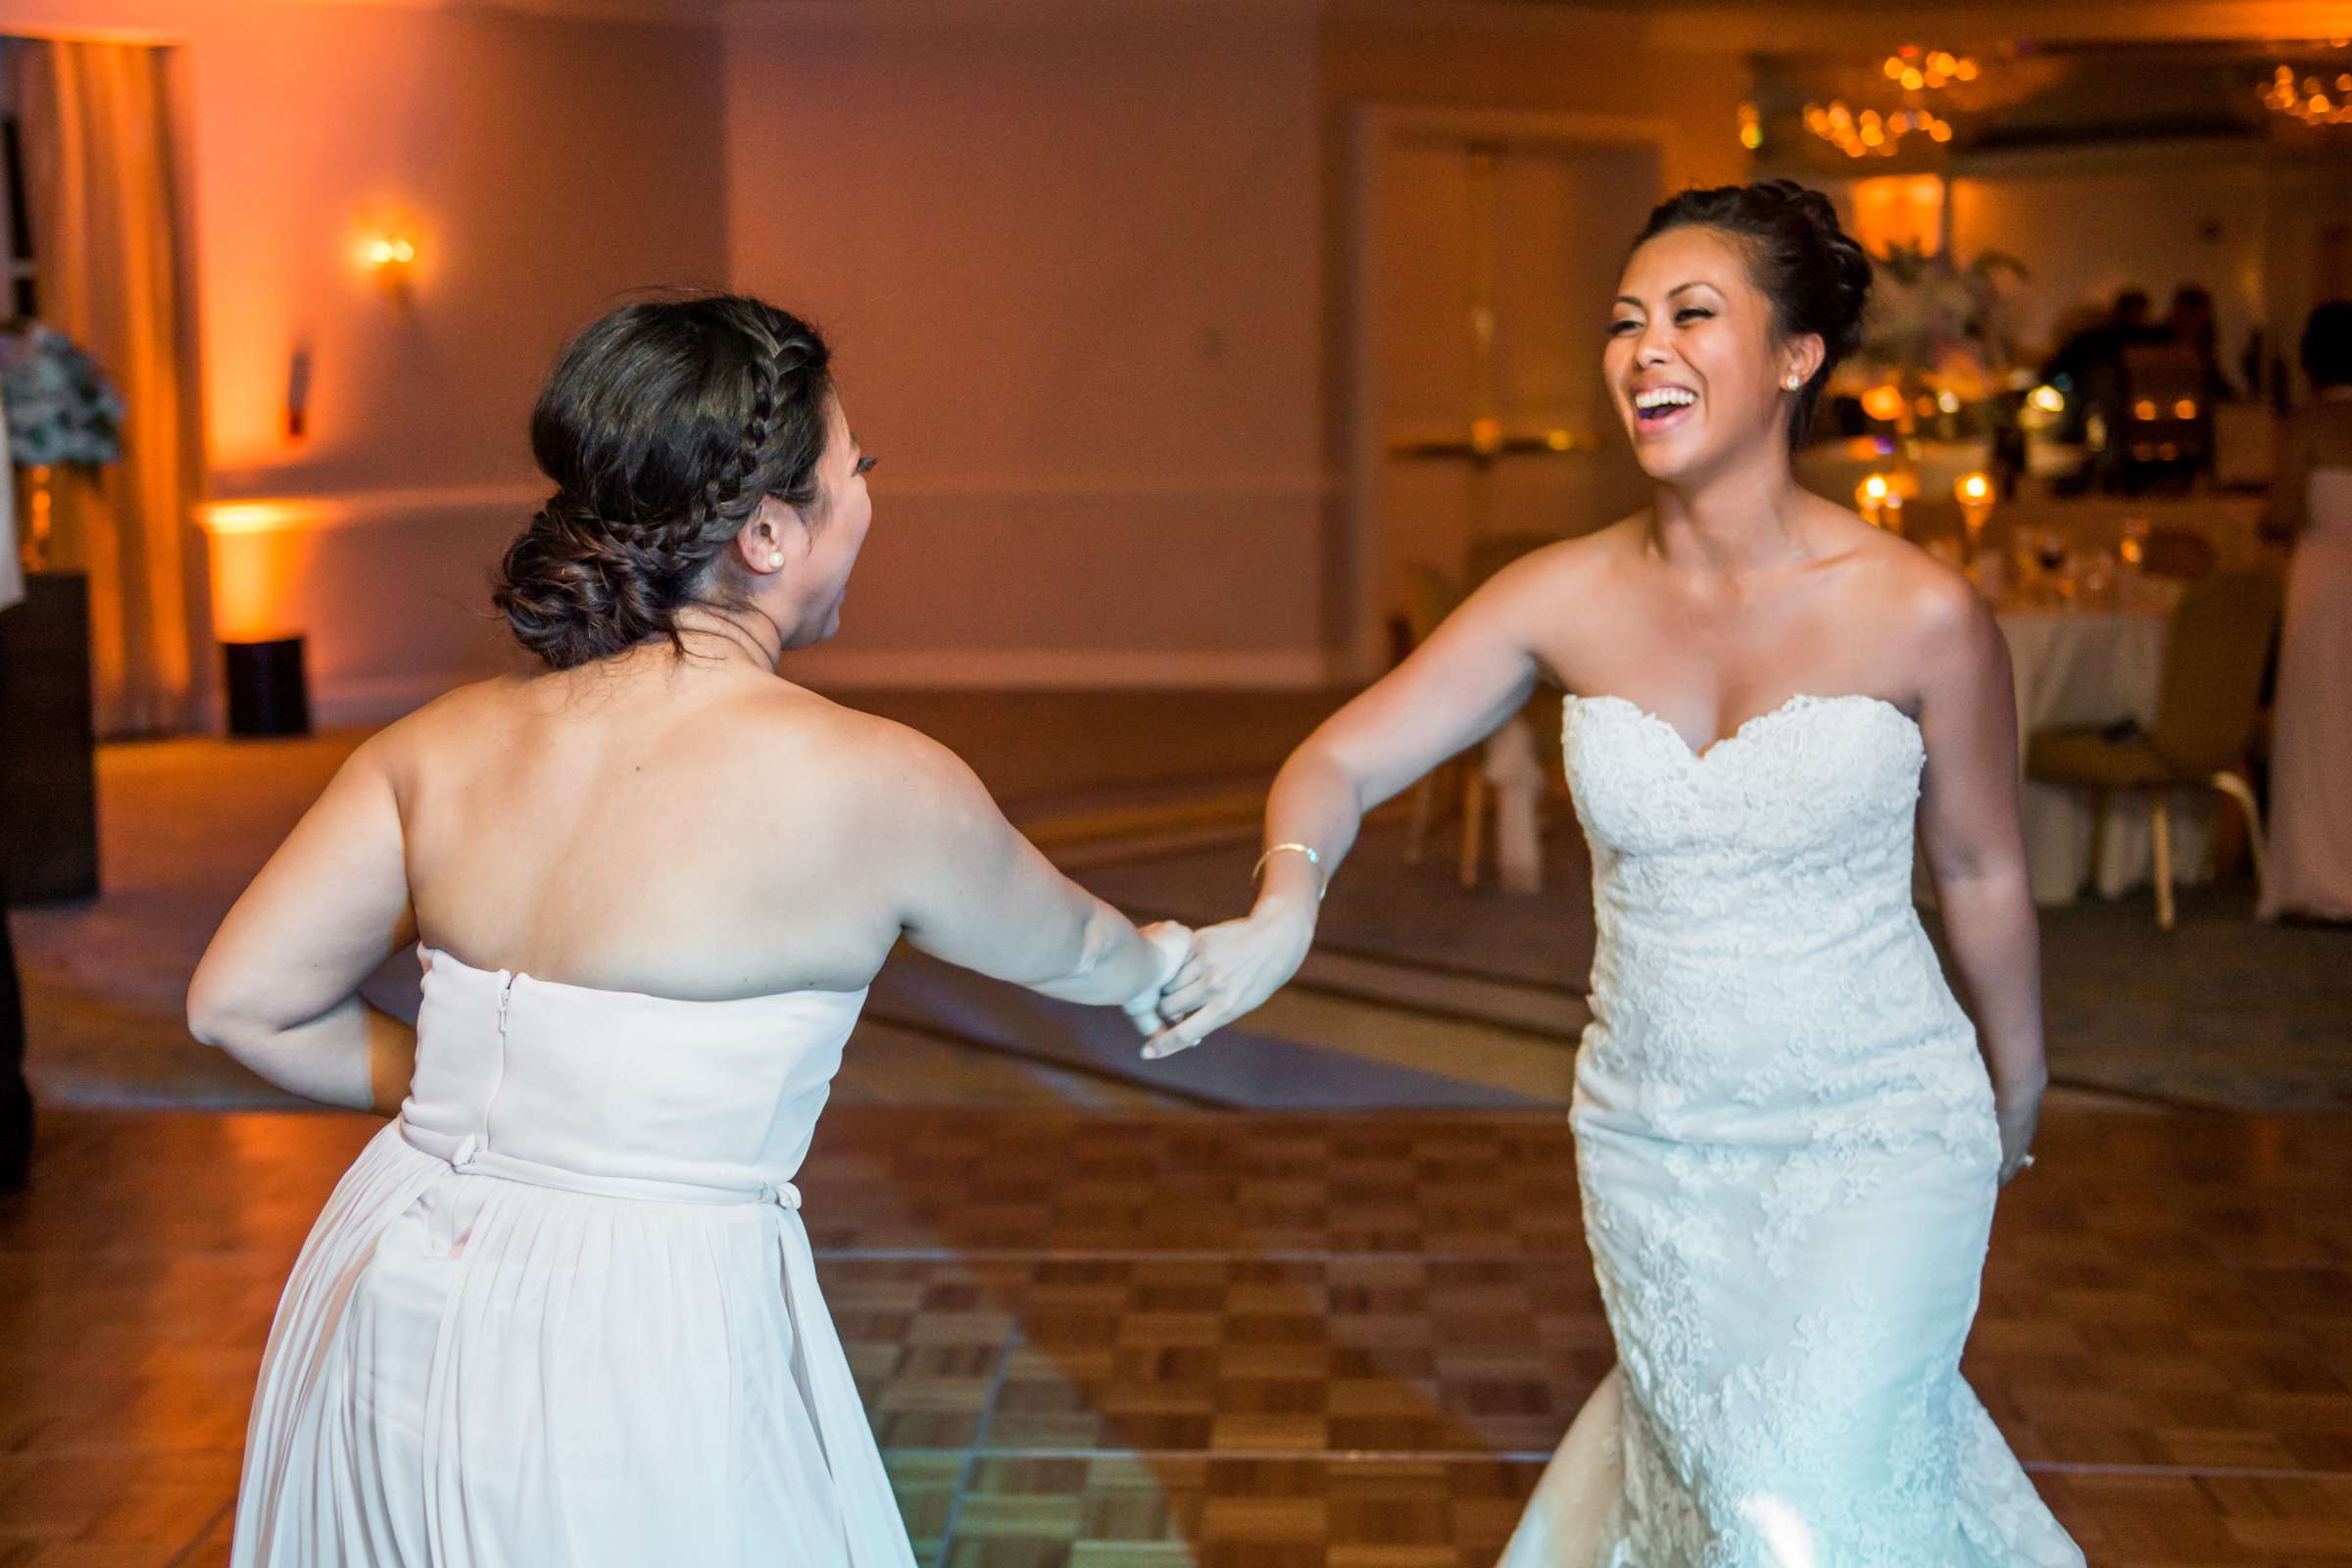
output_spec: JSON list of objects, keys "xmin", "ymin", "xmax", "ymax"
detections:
[{"xmin": 4, "ymin": 1104, "xmax": 2349, "ymax": 1565}]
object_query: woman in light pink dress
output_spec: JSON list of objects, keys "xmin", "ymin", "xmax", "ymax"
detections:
[
  {"xmin": 191, "ymin": 295, "xmax": 1191, "ymax": 1565},
  {"xmin": 2261, "ymin": 302, "xmax": 2352, "ymax": 923}
]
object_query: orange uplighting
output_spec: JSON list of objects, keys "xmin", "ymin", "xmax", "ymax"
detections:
[
  {"xmin": 1858, "ymin": 473, "xmax": 1891, "ymax": 505},
  {"xmin": 1955, "ymin": 471, "xmax": 1992, "ymax": 506},
  {"xmin": 1861, "ymin": 384, "xmax": 1907, "ymax": 422},
  {"xmin": 2175, "ymin": 398, "xmax": 2198, "ymax": 419},
  {"xmin": 1848, "ymin": 174, "xmax": 1946, "ymax": 255},
  {"xmin": 200, "ymin": 500, "xmax": 316, "ymax": 537},
  {"xmin": 198, "ymin": 501, "xmax": 317, "ymax": 642},
  {"xmin": 2133, "ymin": 399, "xmax": 2158, "ymax": 420}
]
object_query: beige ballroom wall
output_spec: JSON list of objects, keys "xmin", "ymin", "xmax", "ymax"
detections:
[
  {"xmin": 0, "ymin": 0, "xmax": 730, "ymax": 721},
  {"xmin": 722, "ymin": 0, "xmax": 1332, "ymax": 688},
  {"xmin": 726, "ymin": 0, "xmax": 1757, "ymax": 689},
  {"xmin": 2, "ymin": 0, "xmax": 1770, "ymax": 711}
]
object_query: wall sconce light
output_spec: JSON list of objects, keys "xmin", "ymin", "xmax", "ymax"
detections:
[
  {"xmin": 357, "ymin": 228, "xmax": 421, "ymax": 302},
  {"xmin": 363, "ymin": 235, "xmax": 416, "ymax": 272}
]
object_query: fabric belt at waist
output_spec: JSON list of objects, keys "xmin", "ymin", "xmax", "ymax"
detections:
[{"xmin": 397, "ymin": 1116, "xmax": 802, "ymax": 1210}]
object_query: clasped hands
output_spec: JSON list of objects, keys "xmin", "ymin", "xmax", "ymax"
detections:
[{"xmin": 1121, "ymin": 898, "xmax": 1318, "ymax": 1061}]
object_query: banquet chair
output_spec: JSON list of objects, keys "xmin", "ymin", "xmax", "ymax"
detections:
[
  {"xmin": 1397, "ymin": 534, "xmax": 1568, "ymax": 890},
  {"xmin": 2025, "ymin": 569, "xmax": 2282, "ymax": 928},
  {"xmin": 1457, "ymin": 532, "xmax": 1567, "ymax": 890},
  {"xmin": 1400, "ymin": 563, "xmax": 1468, "ymax": 866}
]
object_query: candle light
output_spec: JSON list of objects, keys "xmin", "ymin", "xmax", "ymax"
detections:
[
  {"xmin": 1955, "ymin": 470, "xmax": 1994, "ymax": 548},
  {"xmin": 1856, "ymin": 472, "xmax": 1891, "ymax": 527}
]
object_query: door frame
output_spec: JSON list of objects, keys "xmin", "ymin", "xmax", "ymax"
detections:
[{"xmin": 1344, "ymin": 105, "xmax": 1671, "ymax": 680}]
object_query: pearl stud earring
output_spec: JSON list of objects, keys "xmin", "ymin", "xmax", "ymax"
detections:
[
  {"xmin": 1785, "ymin": 373, "xmax": 1803, "ymax": 390},
  {"xmin": 768, "ymin": 553, "xmax": 785, "ymax": 569}
]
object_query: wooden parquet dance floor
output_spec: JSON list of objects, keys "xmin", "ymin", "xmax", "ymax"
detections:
[{"xmin": 2, "ymin": 1103, "xmax": 2349, "ymax": 1566}]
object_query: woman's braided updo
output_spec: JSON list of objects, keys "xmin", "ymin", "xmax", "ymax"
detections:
[
  {"xmin": 1631, "ymin": 180, "xmax": 1873, "ymax": 445},
  {"xmin": 493, "ymin": 295, "xmax": 834, "ymax": 669}
]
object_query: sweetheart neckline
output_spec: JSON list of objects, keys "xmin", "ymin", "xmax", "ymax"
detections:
[{"xmin": 1564, "ymin": 691, "xmax": 1920, "ymax": 763}]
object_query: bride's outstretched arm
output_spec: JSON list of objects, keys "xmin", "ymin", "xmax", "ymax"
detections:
[
  {"xmin": 1912, "ymin": 573, "xmax": 2047, "ymax": 1183},
  {"xmin": 1144, "ymin": 557, "xmax": 1553, "ymax": 1054}
]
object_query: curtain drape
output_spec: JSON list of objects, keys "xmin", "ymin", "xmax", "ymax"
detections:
[{"xmin": 12, "ymin": 38, "xmax": 205, "ymax": 735}]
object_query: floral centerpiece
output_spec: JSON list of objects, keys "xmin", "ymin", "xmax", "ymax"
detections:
[
  {"xmin": 1806, "ymin": 243, "xmax": 2028, "ymax": 535},
  {"xmin": 0, "ymin": 322, "xmax": 124, "ymax": 569},
  {"xmin": 1838, "ymin": 241, "xmax": 2027, "ymax": 412}
]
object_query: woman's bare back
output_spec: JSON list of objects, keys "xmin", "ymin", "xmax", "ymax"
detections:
[{"xmin": 387, "ymin": 658, "xmax": 920, "ymax": 1000}]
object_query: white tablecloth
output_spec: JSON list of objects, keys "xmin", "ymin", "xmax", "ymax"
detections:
[{"xmin": 1999, "ymin": 604, "xmax": 2211, "ymax": 906}]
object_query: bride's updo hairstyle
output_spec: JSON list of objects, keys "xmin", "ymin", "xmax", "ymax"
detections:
[
  {"xmin": 1631, "ymin": 179, "xmax": 1873, "ymax": 445},
  {"xmin": 494, "ymin": 295, "xmax": 834, "ymax": 669}
]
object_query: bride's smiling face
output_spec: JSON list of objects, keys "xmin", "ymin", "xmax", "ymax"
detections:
[{"xmin": 1604, "ymin": 225, "xmax": 1820, "ymax": 485}]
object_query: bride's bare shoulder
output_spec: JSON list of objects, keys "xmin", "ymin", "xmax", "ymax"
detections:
[
  {"xmin": 1477, "ymin": 514, "xmax": 1648, "ymax": 606},
  {"xmin": 1829, "ymin": 515, "xmax": 2001, "ymax": 674}
]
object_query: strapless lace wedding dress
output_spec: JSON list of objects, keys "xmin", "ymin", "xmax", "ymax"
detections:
[
  {"xmin": 231, "ymin": 947, "xmax": 914, "ymax": 1567},
  {"xmin": 1499, "ymin": 694, "xmax": 2083, "ymax": 1567}
]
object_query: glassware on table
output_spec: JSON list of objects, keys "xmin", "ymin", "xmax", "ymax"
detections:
[
  {"xmin": 2076, "ymin": 548, "xmax": 2119, "ymax": 607},
  {"xmin": 2034, "ymin": 527, "xmax": 2069, "ymax": 576}
]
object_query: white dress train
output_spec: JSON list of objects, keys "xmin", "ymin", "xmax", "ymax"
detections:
[
  {"xmin": 1498, "ymin": 695, "xmax": 2083, "ymax": 1568},
  {"xmin": 231, "ymin": 947, "xmax": 915, "ymax": 1567}
]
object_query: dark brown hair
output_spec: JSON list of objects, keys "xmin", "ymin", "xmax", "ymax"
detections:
[
  {"xmin": 1632, "ymin": 180, "xmax": 1873, "ymax": 444},
  {"xmin": 493, "ymin": 294, "xmax": 834, "ymax": 669}
]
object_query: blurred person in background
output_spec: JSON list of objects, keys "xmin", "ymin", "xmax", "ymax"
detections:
[{"xmin": 2261, "ymin": 301, "xmax": 2352, "ymax": 924}]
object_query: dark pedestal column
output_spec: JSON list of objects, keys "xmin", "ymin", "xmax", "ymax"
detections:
[{"xmin": 0, "ymin": 572, "xmax": 99, "ymax": 906}]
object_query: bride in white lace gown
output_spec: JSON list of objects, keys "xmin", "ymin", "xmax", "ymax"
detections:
[
  {"xmin": 1145, "ymin": 183, "xmax": 2083, "ymax": 1564},
  {"xmin": 190, "ymin": 297, "xmax": 1187, "ymax": 1564}
]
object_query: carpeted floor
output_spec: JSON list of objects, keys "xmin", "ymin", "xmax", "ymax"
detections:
[
  {"xmin": 14, "ymin": 692, "xmax": 2348, "ymax": 1116},
  {"xmin": 1081, "ymin": 812, "xmax": 2352, "ymax": 1113}
]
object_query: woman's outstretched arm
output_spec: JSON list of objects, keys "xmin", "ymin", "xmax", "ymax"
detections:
[
  {"xmin": 877, "ymin": 723, "xmax": 1186, "ymax": 1012},
  {"xmin": 1145, "ymin": 553, "xmax": 1558, "ymax": 1054}
]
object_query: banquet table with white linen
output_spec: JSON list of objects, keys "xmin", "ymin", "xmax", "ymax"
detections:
[{"xmin": 1997, "ymin": 595, "xmax": 2211, "ymax": 906}]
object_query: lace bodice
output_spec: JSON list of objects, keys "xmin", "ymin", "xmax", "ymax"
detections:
[{"xmin": 1562, "ymin": 693, "xmax": 1990, "ymax": 1136}]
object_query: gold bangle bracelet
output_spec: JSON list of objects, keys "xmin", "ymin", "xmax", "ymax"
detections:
[{"xmin": 1252, "ymin": 842, "xmax": 1327, "ymax": 901}]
